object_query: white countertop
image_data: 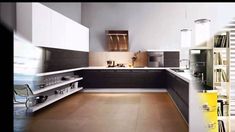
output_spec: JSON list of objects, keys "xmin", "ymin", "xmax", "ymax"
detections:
[
  {"xmin": 86, "ymin": 67, "xmax": 193, "ymax": 83},
  {"xmin": 166, "ymin": 69, "xmax": 192, "ymax": 83},
  {"xmin": 36, "ymin": 66, "xmax": 193, "ymax": 83},
  {"xmin": 85, "ymin": 66, "xmax": 179, "ymax": 69}
]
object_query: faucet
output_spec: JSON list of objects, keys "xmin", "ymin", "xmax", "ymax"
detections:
[{"xmin": 180, "ymin": 59, "xmax": 190, "ymax": 69}]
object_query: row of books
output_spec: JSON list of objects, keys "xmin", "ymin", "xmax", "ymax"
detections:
[
  {"xmin": 217, "ymin": 100, "xmax": 229, "ymax": 116},
  {"xmin": 214, "ymin": 69, "xmax": 228, "ymax": 82},
  {"xmin": 218, "ymin": 120, "xmax": 226, "ymax": 132},
  {"xmin": 214, "ymin": 35, "xmax": 229, "ymax": 48},
  {"xmin": 214, "ymin": 52, "xmax": 223, "ymax": 65}
]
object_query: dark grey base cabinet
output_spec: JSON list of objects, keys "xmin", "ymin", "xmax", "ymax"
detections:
[
  {"xmin": 76, "ymin": 69, "xmax": 189, "ymax": 124},
  {"xmin": 76, "ymin": 69, "xmax": 166, "ymax": 88},
  {"xmin": 166, "ymin": 71, "xmax": 189, "ymax": 123}
]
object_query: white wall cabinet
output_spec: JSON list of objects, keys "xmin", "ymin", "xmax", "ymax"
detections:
[
  {"xmin": 16, "ymin": 3, "xmax": 89, "ymax": 52},
  {"xmin": 32, "ymin": 3, "xmax": 52, "ymax": 47},
  {"xmin": 51, "ymin": 10, "xmax": 66, "ymax": 48},
  {"xmin": 65, "ymin": 18, "xmax": 89, "ymax": 51}
]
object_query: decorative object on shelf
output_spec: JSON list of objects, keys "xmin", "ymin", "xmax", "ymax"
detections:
[
  {"xmin": 132, "ymin": 50, "xmax": 141, "ymax": 67},
  {"xmin": 70, "ymin": 83, "xmax": 75, "ymax": 89},
  {"xmin": 35, "ymin": 95, "xmax": 48, "ymax": 103},
  {"xmin": 38, "ymin": 83, "xmax": 46, "ymax": 89},
  {"xmin": 54, "ymin": 90, "xmax": 60, "ymax": 94},
  {"xmin": 194, "ymin": 19, "xmax": 211, "ymax": 47},
  {"xmin": 202, "ymin": 103, "xmax": 217, "ymax": 112},
  {"xmin": 26, "ymin": 95, "xmax": 48, "ymax": 107},
  {"xmin": 208, "ymin": 121, "xmax": 216, "ymax": 129},
  {"xmin": 61, "ymin": 76, "xmax": 72, "ymax": 81}
]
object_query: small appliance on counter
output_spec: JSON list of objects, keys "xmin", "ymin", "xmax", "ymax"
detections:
[
  {"xmin": 107, "ymin": 60, "xmax": 116, "ymax": 67},
  {"xmin": 147, "ymin": 50, "xmax": 179, "ymax": 67},
  {"xmin": 116, "ymin": 63, "xmax": 125, "ymax": 67},
  {"xmin": 147, "ymin": 51, "xmax": 164, "ymax": 67}
]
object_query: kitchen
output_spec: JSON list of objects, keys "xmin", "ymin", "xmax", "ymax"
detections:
[{"xmin": 3, "ymin": 2, "xmax": 235, "ymax": 132}]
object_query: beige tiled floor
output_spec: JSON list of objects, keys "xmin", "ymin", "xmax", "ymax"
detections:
[{"xmin": 16, "ymin": 93, "xmax": 188, "ymax": 132}]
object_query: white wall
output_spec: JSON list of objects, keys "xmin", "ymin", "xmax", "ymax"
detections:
[
  {"xmin": 0, "ymin": 3, "xmax": 16, "ymax": 30},
  {"xmin": 41, "ymin": 2, "xmax": 81, "ymax": 23},
  {"xmin": 81, "ymin": 3, "xmax": 235, "ymax": 53}
]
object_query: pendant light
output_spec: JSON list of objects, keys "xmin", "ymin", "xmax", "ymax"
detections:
[
  {"xmin": 181, "ymin": 29, "xmax": 192, "ymax": 48},
  {"xmin": 181, "ymin": 6, "xmax": 192, "ymax": 48},
  {"xmin": 194, "ymin": 19, "xmax": 211, "ymax": 46}
]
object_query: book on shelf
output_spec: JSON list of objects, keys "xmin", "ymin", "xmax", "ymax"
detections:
[
  {"xmin": 217, "ymin": 100, "xmax": 224, "ymax": 116},
  {"xmin": 214, "ymin": 35, "xmax": 228, "ymax": 48},
  {"xmin": 214, "ymin": 69, "xmax": 228, "ymax": 82},
  {"xmin": 217, "ymin": 99, "xmax": 229, "ymax": 116},
  {"xmin": 221, "ymin": 70, "xmax": 228, "ymax": 82},
  {"xmin": 218, "ymin": 120, "xmax": 226, "ymax": 132},
  {"xmin": 214, "ymin": 52, "xmax": 223, "ymax": 65}
]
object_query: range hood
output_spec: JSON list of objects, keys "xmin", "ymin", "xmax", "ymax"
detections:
[{"xmin": 106, "ymin": 30, "xmax": 128, "ymax": 51}]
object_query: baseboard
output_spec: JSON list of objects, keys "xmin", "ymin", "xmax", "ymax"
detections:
[{"xmin": 82, "ymin": 88, "xmax": 167, "ymax": 93}]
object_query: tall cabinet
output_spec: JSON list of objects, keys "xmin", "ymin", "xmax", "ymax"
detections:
[{"xmin": 212, "ymin": 31, "xmax": 230, "ymax": 132}]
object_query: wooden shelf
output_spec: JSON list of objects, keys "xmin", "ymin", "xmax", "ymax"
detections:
[
  {"xmin": 213, "ymin": 47, "xmax": 229, "ymax": 50},
  {"xmin": 213, "ymin": 65, "xmax": 228, "ymax": 69},
  {"xmin": 36, "ymin": 67, "xmax": 83, "ymax": 76},
  {"xmin": 32, "ymin": 77, "xmax": 83, "ymax": 94},
  {"xmin": 218, "ymin": 116, "xmax": 229, "ymax": 120},
  {"xmin": 28, "ymin": 87, "xmax": 83, "ymax": 112}
]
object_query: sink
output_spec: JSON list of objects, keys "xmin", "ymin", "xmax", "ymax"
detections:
[{"xmin": 171, "ymin": 69, "xmax": 185, "ymax": 72}]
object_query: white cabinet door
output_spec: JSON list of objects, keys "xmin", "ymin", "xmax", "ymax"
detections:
[
  {"xmin": 32, "ymin": 3, "xmax": 52, "ymax": 47},
  {"xmin": 50, "ymin": 10, "xmax": 66, "ymax": 49},
  {"xmin": 65, "ymin": 18, "xmax": 78, "ymax": 51},
  {"xmin": 76, "ymin": 23, "xmax": 89, "ymax": 52},
  {"xmin": 65, "ymin": 18, "xmax": 89, "ymax": 51}
]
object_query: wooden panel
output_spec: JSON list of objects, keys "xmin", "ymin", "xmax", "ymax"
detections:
[{"xmin": 106, "ymin": 30, "xmax": 128, "ymax": 51}]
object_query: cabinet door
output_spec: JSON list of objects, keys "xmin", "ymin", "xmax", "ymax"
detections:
[
  {"xmin": 50, "ymin": 10, "xmax": 66, "ymax": 49},
  {"xmin": 75, "ymin": 23, "xmax": 89, "ymax": 52},
  {"xmin": 32, "ymin": 3, "xmax": 52, "ymax": 46},
  {"xmin": 65, "ymin": 18, "xmax": 78, "ymax": 51},
  {"xmin": 65, "ymin": 18, "xmax": 89, "ymax": 52}
]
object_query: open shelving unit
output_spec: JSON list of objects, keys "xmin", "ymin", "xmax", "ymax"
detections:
[
  {"xmin": 27, "ymin": 70, "xmax": 84, "ymax": 112},
  {"xmin": 32, "ymin": 77, "xmax": 83, "ymax": 94},
  {"xmin": 28, "ymin": 87, "xmax": 83, "ymax": 112},
  {"xmin": 212, "ymin": 31, "xmax": 231, "ymax": 132}
]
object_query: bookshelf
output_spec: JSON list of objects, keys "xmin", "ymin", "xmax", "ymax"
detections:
[{"xmin": 213, "ymin": 31, "xmax": 230, "ymax": 132}]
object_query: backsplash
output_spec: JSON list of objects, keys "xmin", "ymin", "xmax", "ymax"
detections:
[{"xmin": 89, "ymin": 51, "xmax": 147, "ymax": 67}]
